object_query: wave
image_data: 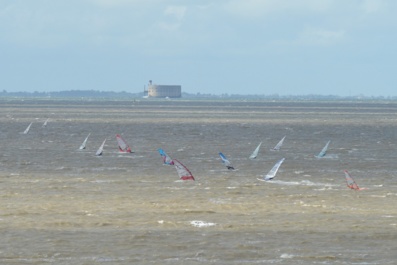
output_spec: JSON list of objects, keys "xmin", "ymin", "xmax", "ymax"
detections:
[
  {"xmin": 264, "ymin": 179, "xmax": 339, "ymax": 187},
  {"xmin": 190, "ymin": 220, "xmax": 216, "ymax": 227}
]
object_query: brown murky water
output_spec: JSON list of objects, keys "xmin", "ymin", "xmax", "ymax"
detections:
[{"xmin": 0, "ymin": 99, "xmax": 396, "ymax": 264}]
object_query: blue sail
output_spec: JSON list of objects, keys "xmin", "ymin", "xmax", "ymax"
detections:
[
  {"xmin": 315, "ymin": 140, "xmax": 331, "ymax": 158},
  {"xmin": 158, "ymin": 148, "xmax": 174, "ymax": 165},
  {"xmin": 219, "ymin": 152, "xmax": 235, "ymax": 170}
]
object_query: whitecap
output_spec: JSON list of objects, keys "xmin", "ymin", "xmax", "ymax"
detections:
[
  {"xmin": 190, "ymin": 220, "xmax": 216, "ymax": 227},
  {"xmin": 91, "ymin": 180, "xmax": 115, "ymax": 183},
  {"xmin": 280, "ymin": 253, "xmax": 294, "ymax": 259}
]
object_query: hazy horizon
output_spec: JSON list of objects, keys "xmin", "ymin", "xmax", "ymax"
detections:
[
  {"xmin": 1, "ymin": 1, "xmax": 396, "ymax": 96},
  {"xmin": 2, "ymin": 89, "xmax": 396, "ymax": 100}
]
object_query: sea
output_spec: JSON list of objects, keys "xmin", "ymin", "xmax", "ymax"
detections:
[{"xmin": 0, "ymin": 99, "xmax": 396, "ymax": 264}]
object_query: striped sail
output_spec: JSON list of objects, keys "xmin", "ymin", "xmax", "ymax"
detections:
[
  {"xmin": 344, "ymin": 170, "xmax": 361, "ymax": 190},
  {"xmin": 158, "ymin": 148, "xmax": 174, "ymax": 165},
  {"xmin": 173, "ymin": 159, "xmax": 195, "ymax": 181},
  {"xmin": 116, "ymin": 134, "xmax": 132, "ymax": 153}
]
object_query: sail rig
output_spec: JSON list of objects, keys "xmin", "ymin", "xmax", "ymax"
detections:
[
  {"xmin": 260, "ymin": 158, "xmax": 285, "ymax": 181},
  {"xmin": 271, "ymin": 136, "xmax": 286, "ymax": 151},
  {"xmin": 42, "ymin": 118, "xmax": 49, "ymax": 128},
  {"xmin": 172, "ymin": 159, "xmax": 195, "ymax": 181},
  {"xmin": 96, "ymin": 139, "xmax": 106, "ymax": 156},
  {"xmin": 344, "ymin": 170, "xmax": 364, "ymax": 190},
  {"xmin": 249, "ymin": 142, "xmax": 262, "ymax": 159},
  {"xmin": 22, "ymin": 122, "xmax": 33, "ymax": 134},
  {"xmin": 315, "ymin": 140, "xmax": 331, "ymax": 158},
  {"xmin": 219, "ymin": 152, "xmax": 235, "ymax": 170},
  {"xmin": 79, "ymin": 133, "xmax": 91, "ymax": 150},
  {"xmin": 116, "ymin": 134, "xmax": 132, "ymax": 153},
  {"xmin": 158, "ymin": 148, "xmax": 174, "ymax": 165}
]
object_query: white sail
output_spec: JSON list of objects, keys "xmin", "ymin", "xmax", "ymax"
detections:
[
  {"xmin": 96, "ymin": 139, "xmax": 106, "ymax": 156},
  {"xmin": 272, "ymin": 136, "xmax": 286, "ymax": 151},
  {"xmin": 22, "ymin": 122, "xmax": 33, "ymax": 134},
  {"xmin": 42, "ymin": 118, "xmax": 49, "ymax": 128},
  {"xmin": 263, "ymin": 158, "xmax": 285, "ymax": 181},
  {"xmin": 172, "ymin": 159, "xmax": 195, "ymax": 180},
  {"xmin": 315, "ymin": 140, "xmax": 331, "ymax": 158},
  {"xmin": 249, "ymin": 142, "xmax": 262, "ymax": 159},
  {"xmin": 79, "ymin": 133, "xmax": 91, "ymax": 150}
]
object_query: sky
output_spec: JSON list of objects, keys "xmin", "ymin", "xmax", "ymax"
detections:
[{"xmin": 1, "ymin": 0, "xmax": 396, "ymax": 96}]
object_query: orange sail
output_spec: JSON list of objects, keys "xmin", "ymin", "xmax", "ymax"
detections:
[{"xmin": 344, "ymin": 170, "xmax": 362, "ymax": 190}]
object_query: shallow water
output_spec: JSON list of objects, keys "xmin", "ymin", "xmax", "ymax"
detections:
[{"xmin": 0, "ymin": 99, "xmax": 396, "ymax": 264}]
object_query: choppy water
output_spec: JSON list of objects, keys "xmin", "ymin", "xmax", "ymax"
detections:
[{"xmin": 0, "ymin": 99, "xmax": 396, "ymax": 264}]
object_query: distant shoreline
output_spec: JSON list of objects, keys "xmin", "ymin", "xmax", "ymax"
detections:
[
  {"xmin": 0, "ymin": 90, "xmax": 395, "ymax": 102},
  {"xmin": 1, "ymin": 97, "xmax": 397, "ymax": 105}
]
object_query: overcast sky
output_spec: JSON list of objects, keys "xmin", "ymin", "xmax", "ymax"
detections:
[{"xmin": 1, "ymin": 0, "xmax": 396, "ymax": 96}]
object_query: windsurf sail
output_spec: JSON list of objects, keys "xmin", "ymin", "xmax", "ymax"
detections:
[
  {"xmin": 272, "ymin": 136, "xmax": 286, "ymax": 151},
  {"xmin": 23, "ymin": 122, "xmax": 33, "ymax": 134},
  {"xmin": 158, "ymin": 148, "xmax": 174, "ymax": 165},
  {"xmin": 79, "ymin": 133, "xmax": 91, "ymax": 150},
  {"xmin": 249, "ymin": 142, "xmax": 262, "ymax": 159},
  {"xmin": 344, "ymin": 170, "xmax": 362, "ymax": 190},
  {"xmin": 262, "ymin": 158, "xmax": 285, "ymax": 181},
  {"xmin": 96, "ymin": 139, "xmax": 106, "ymax": 156},
  {"xmin": 315, "ymin": 140, "xmax": 331, "ymax": 158},
  {"xmin": 172, "ymin": 159, "xmax": 195, "ymax": 181},
  {"xmin": 116, "ymin": 134, "xmax": 132, "ymax": 153},
  {"xmin": 42, "ymin": 118, "xmax": 49, "ymax": 128},
  {"xmin": 219, "ymin": 152, "xmax": 235, "ymax": 170}
]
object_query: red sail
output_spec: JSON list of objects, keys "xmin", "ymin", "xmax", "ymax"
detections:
[
  {"xmin": 172, "ymin": 159, "xmax": 195, "ymax": 181},
  {"xmin": 344, "ymin": 170, "xmax": 360, "ymax": 190},
  {"xmin": 116, "ymin": 134, "xmax": 132, "ymax": 153}
]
